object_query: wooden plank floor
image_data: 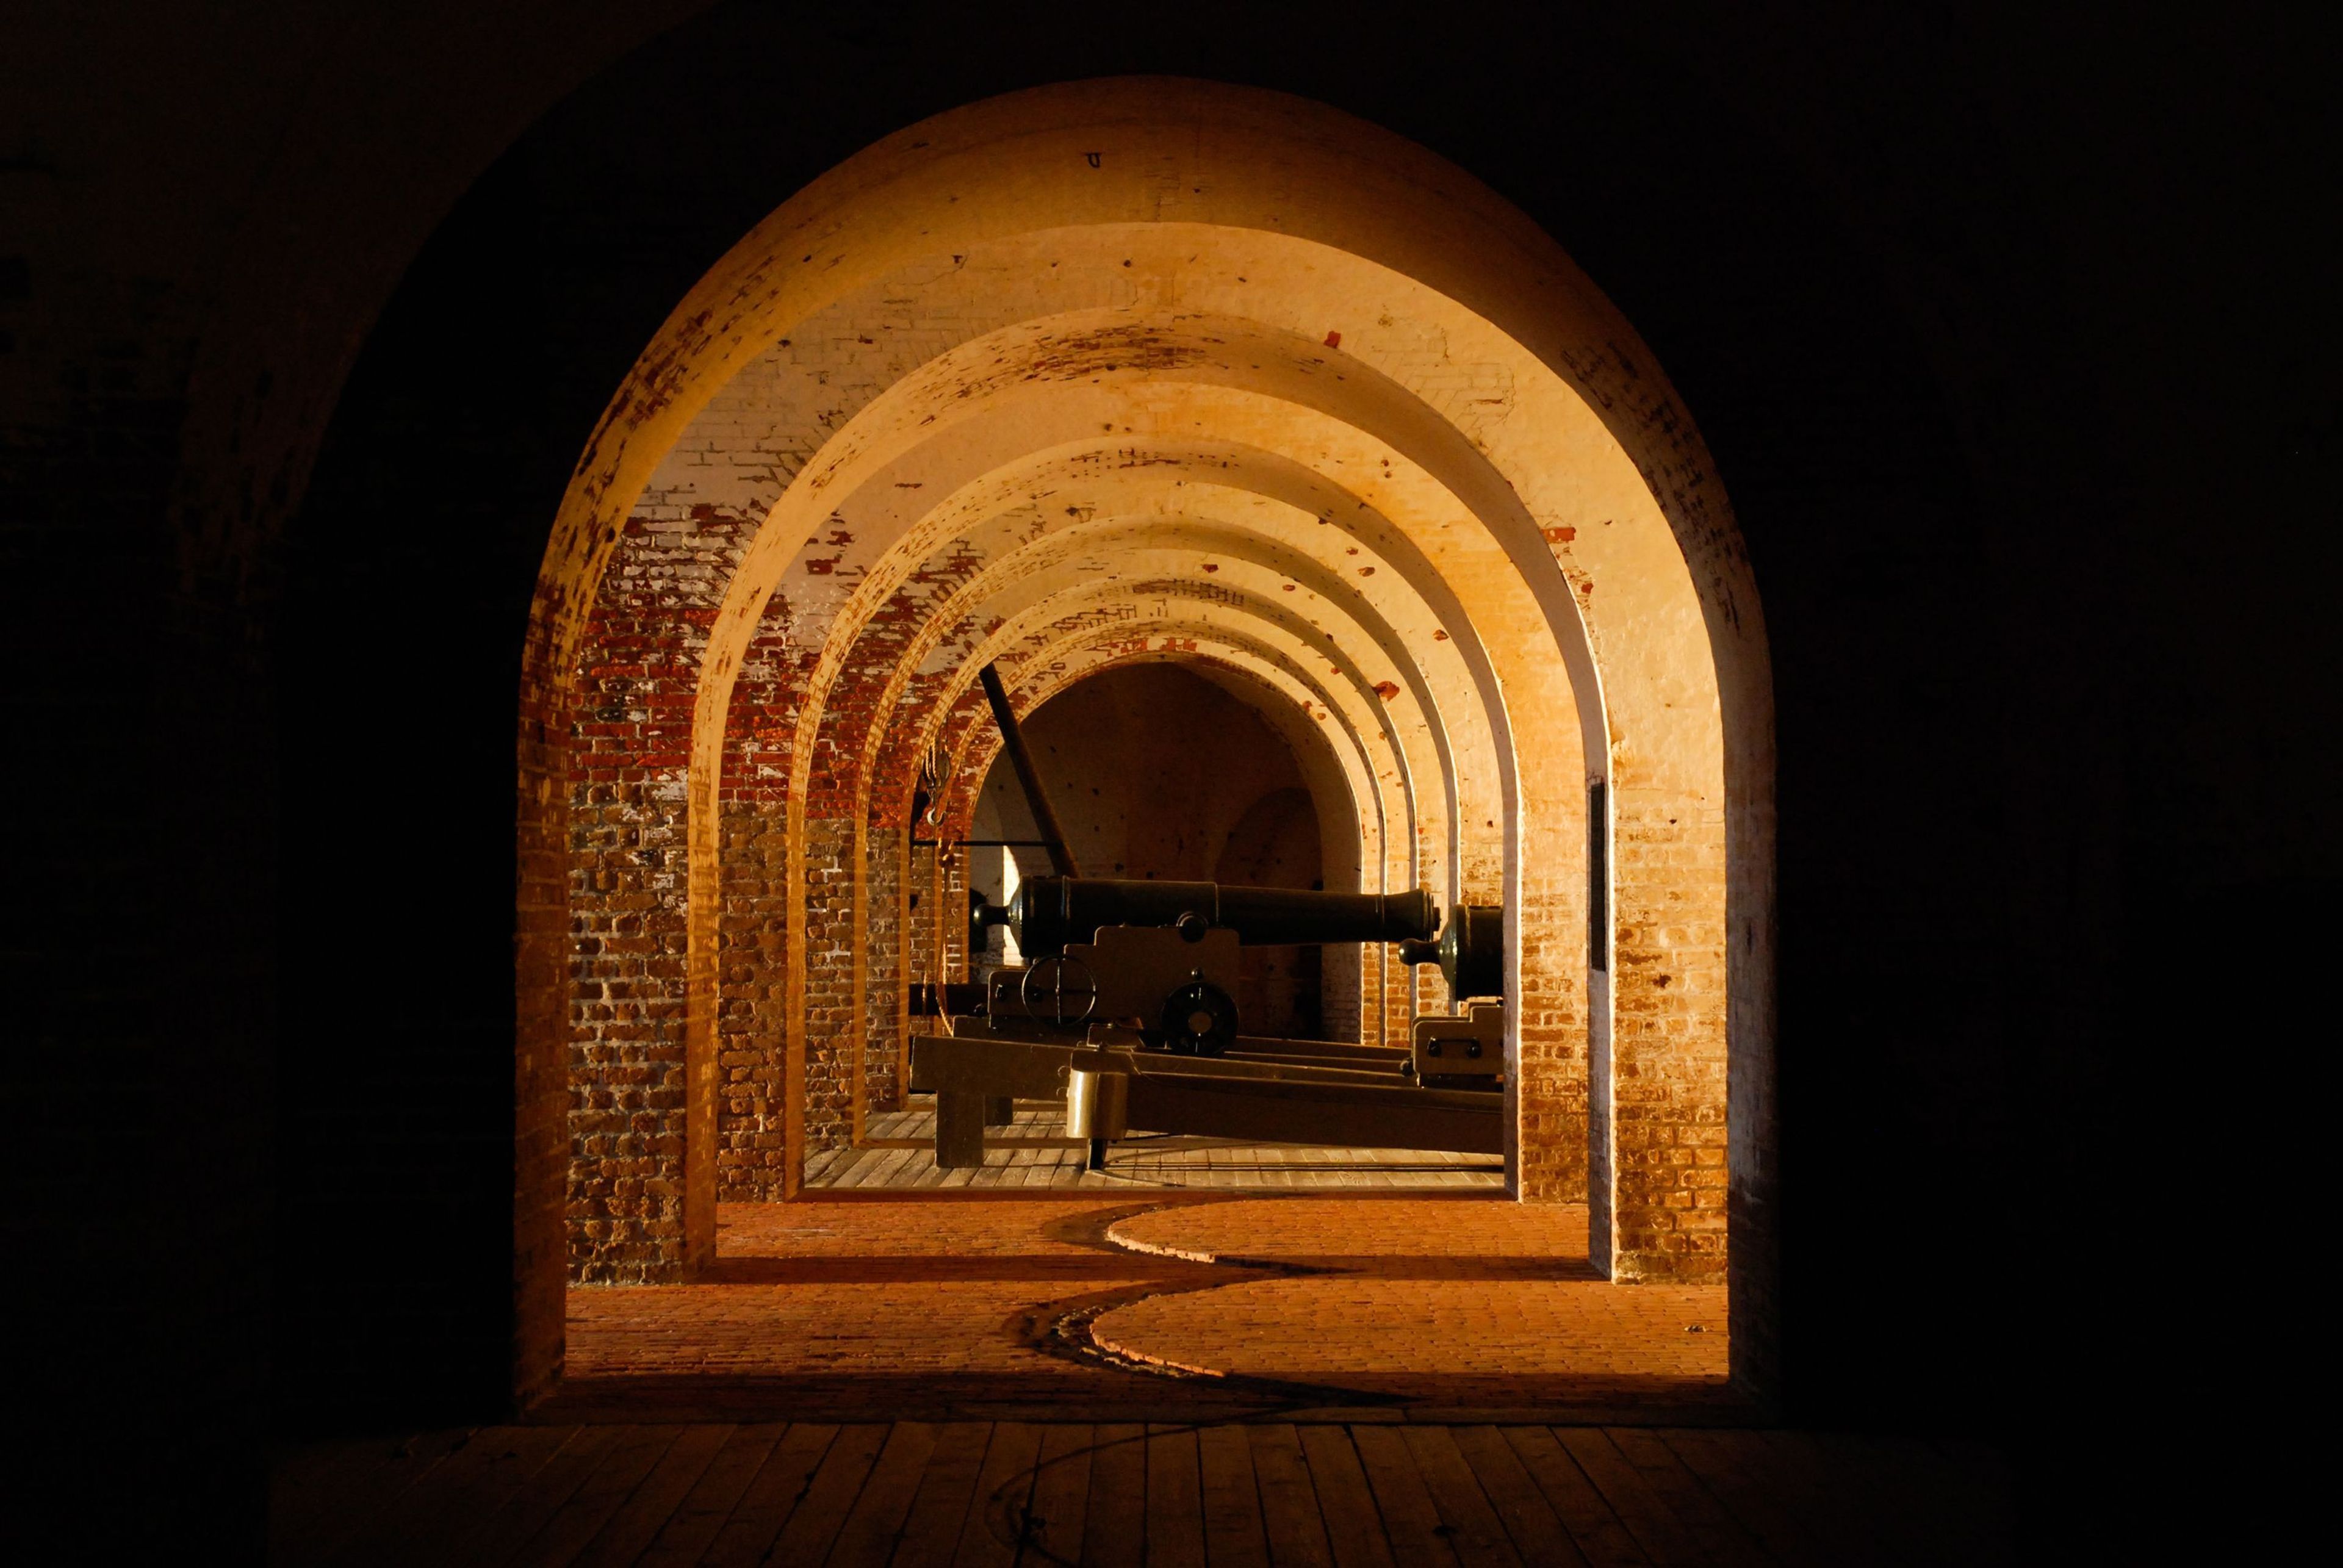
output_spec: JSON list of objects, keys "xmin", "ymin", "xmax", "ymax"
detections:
[
  {"xmin": 270, "ymin": 1421, "xmax": 2011, "ymax": 1565},
  {"xmin": 805, "ymin": 1098, "xmax": 1505, "ymax": 1192}
]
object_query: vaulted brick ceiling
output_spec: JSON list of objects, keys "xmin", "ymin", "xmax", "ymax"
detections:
[{"xmin": 531, "ymin": 80, "xmax": 1771, "ymax": 1288}]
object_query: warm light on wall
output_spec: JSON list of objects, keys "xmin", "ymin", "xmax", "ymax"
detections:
[{"xmin": 527, "ymin": 79, "xmax": 1769, "ymax": 1300}]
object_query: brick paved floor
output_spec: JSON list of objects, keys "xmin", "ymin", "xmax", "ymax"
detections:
[
  {"xmin": 1093, "ymin": 1200, "xmax": 1727, "ymax": 1401},
  {"xmin": 272, "ymin": 1199, "xmax": 1985, "ymax": 1566},
  {"xmin": 547, "ymin": 1196, "xmax": 1732, "ymax": 1423}
]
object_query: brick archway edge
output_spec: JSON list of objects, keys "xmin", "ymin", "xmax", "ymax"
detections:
[{"xmin": 523, "ymin": 79, "xmax": 1774, "ymax": 1409}]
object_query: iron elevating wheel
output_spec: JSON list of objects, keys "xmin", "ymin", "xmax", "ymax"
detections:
[
  {"xmin": 1021, "ymin": 954, "xmax": 1098, "ymax": 1027},
  {"xmin": 1157, "ymin": 976, "xmax": 1238, "ymax": 1056}
]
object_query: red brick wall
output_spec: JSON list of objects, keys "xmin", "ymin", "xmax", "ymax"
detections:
[
  {"xmin": 1608, "ymin": 790, "xmax": 1730, "ymax": 1279},
  {"xmin": 566, "ymin": 516, "xmax": 704, "ymax": 1281},
  {"xmin": 863, "ymin": 825, "xmax": 905, "ymax": 1114},
  {"xmin": 713, "ymin": 578, "xmax": 802, "ymax": 1203},
  {"xmin": 941, "ymin": 850, "xmax": 970, "ymax": 985},
  {"xmin": 801, "ymin": 817, "xmax": 858, "ymax": 1148},
  {"xmin": 1514, "ymin": 877, "xmax": 1588, "ymax": 1205},
  {"xmin": 566, "ymin": 511, "xmax": 797, "ymax": 1273},
  {"xmin": 713, "ymin": 798, "xmax": 788, "ymax": 1201}
]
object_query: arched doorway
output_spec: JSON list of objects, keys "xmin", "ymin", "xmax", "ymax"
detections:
[{"xmin": 528, "ymin": 78, "xmax": 1770, "ymax": 1398}]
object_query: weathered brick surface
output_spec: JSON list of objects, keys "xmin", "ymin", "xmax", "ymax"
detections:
[
  {"xmin": 1515, "ymin": 876, "xmax": 1590, "ymax": 1206},
  {"xmin": 713, "ymin": 796, "xmax": 788, "ymax": 1202},
  {"xmin": 566, "ymin": 511, "xmax": 796, "ymax": 1273},
  {"xmin": 905, "ymin": 840, "xmax": 939, "ymax": 1013},
  {"xmin": 941, "ymin": 849, "xmax": 969, "ymax": 984},
  {"xmin": 27, "ymin": 20, "xmax": 2315, "ymax": 1552},
  {"xmin": 547, "ymin": 104, "xmax": 1754, "ymax": 1296},
  {"xmin": 1608, "ymin": 790, "xmax": 1730, "ymax": 1281},
  {"xmin": 558, "ymin": 1199, "xmax": 1181, "ymax": 1403},
  {"xmin": 557, "ymin": 1198, "xmax": 1728, "ymax": 1410},
  {"xmin": 564, "ymin": 516, "xmax": 712, "ymax": 1281},
  {"xmin": 800, "ymin": 817, "xmax": 858, "ymax": 1145},
  {"xmin": 713, "ymin": 567, "xmax": 803, "ymax": 1206},
  {"xmin": 863, "ymin": 825, "xmax": 905, "ymax": 1113},
  {"xmin": 1095, "ymin": 1276, "xmax": 1728, "ymax": 1392}
]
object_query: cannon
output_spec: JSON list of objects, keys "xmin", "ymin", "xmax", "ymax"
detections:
[
  {"xmin": 909, "ymin": 661, "xmax": 1511, "ymax": 1172},
  {"xmin": 933, "ymin": 872, "xmax": 1510, "ymax": 1168},
  {"xmin": 971, "ymin": 875, "xmax": 1439, "ymax": 1055},
  {"xmin": 998, "ymin": 874, "xmax": 1438, "ymax": 957}
]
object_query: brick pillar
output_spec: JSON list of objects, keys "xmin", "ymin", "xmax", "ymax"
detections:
[
  {"xmin": 564, "ymin": 510, "xmax": 789, "ymax": 1273},
  {"xmin": 716, "ymin": 599, "xmax": 798, "ymax": 1201},
  {"xmin": 1512, "ymin": 874, "xmax": 1588, "ymax": 1203},
  {"xmin": 801, "ymin": 818, "xmax": 858, "ymax": 1151},
  {"xmin": 566, "ymin": 536, "xmax": 696, "ymax": 1280},
  {"xmin": 864, "ymin": 824, "xmax": 906, "ymax": 1112},
  {"xmin": 1607, "ymin": 789, "xmax": 1729, "ymax": 1281},
  {"xmin": 907, "ymin": 840, "xmax": 938, "ymax": 1010},
  {"xmin": 940, "ymin": 849, "xmax": 969, "ymax": 984},
  {"xmin": 514, "ymin": 664, "xmax": 570, "ymax": 1401},
  {"xmin": 714, "ymin": 799, "xmax": 788, "ymax": 1199}
]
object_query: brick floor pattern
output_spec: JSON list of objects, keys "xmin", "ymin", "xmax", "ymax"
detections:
[
  {"xmin": 553, "ymin": 1198, "xmax": 1727, "ymax": 1423},
  {"xmin": 1096, "ymin": 1201, "xmax": 1727, "ymax": 1398},
  {"xmin": 273, "ymin": 1198, "xmax": 2004, "ymax": 1563}
]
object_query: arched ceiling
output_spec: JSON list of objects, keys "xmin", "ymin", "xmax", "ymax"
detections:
[{"xmin": 532, "ymin": 77, "xmax": 1770, "ymax": 1235}]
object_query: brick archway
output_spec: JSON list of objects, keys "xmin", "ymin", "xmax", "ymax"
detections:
[{"xmin": 526, "ymin": 79, "xmax": 1772, "ymax": 1406}]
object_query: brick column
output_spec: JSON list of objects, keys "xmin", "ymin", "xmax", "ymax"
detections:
[
  {"xmin": 1606, "ymin": 789, "xmax": 1729, "ymax": 1281},
  {"xmin": 565, "ymin": 509, "xmax": 796, "ymax": 1272},
  {"xmin": 801, "ymin": 818, "xmax": 859, "ymax": 1152},
  {"xmin": 863, "ymin": 823, "xmax": 906, "ymax": 1114}
]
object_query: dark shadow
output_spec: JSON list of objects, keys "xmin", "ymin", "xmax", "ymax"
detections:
[{"xmin": 531, "ymin": 1372, "xmax": 1749, "ymax": 1426}]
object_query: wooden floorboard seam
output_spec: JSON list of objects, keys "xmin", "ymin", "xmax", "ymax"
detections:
[{"xmin": 267, "ymin": 1422, "xmax": 2013, "ymax": 1567}]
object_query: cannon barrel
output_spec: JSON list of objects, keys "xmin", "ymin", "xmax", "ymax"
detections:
[
  {"xmin": 1399, "ymin": 903, "xmax": 1505, "ymax": 1001},
  {"xmin": 1008, "ymin": 875, "xmax": 1438, "ymax": 957}
]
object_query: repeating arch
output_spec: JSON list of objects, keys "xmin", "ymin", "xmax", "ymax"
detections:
[{"xmin": 527, "ymin": 81, "xmax": 1771, "ymax": 1332}]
